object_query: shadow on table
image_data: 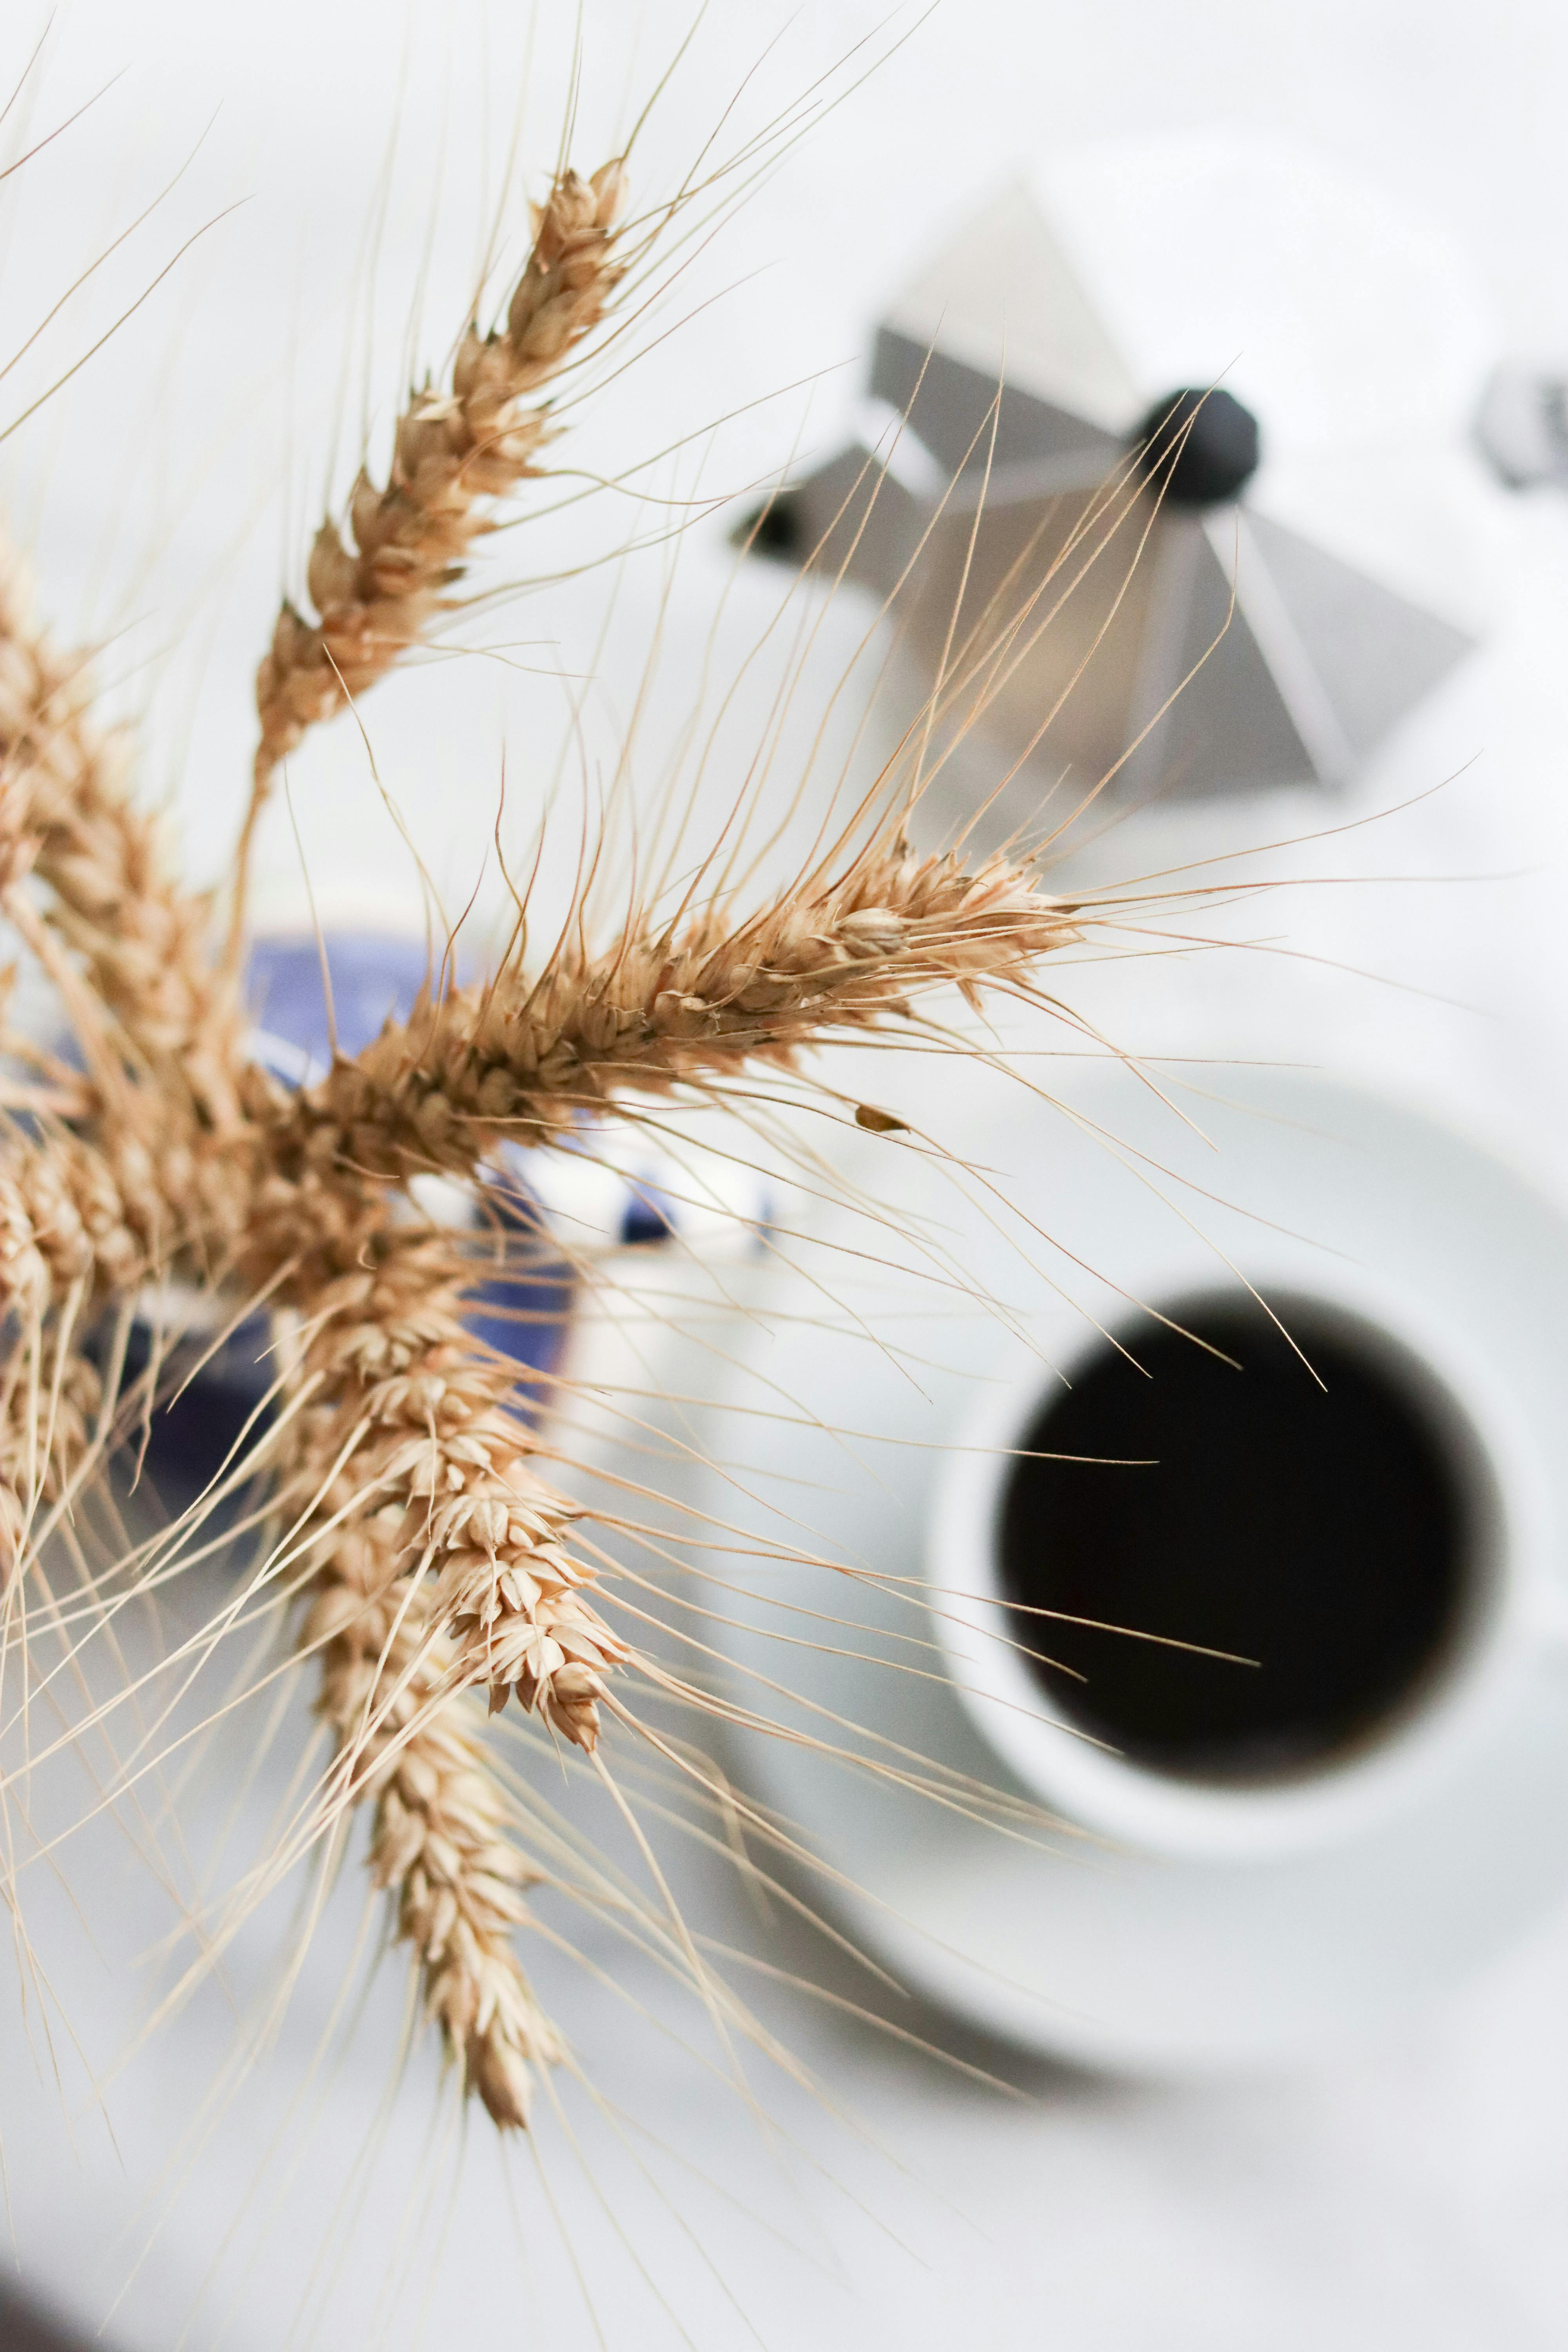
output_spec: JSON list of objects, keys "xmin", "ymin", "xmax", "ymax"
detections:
[
  {"xmin": 701, "ymin": 1807, "xmax": 1150, "ymax": 2118},
  {"xmin": 0, "ymin": 2288, "xmax": 116, "ymax": 2352}
]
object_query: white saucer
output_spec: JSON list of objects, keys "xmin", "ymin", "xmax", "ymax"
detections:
[{"xmin": 653, "ymin": 1066, "xmax": 1568, "ymax": 2071}]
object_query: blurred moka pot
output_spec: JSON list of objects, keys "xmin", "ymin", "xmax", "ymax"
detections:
[{"xmin": 747, "ymin": 133, "xmax": 1504, "ymax": 841}]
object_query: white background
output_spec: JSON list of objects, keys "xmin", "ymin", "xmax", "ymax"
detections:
[{"xmin": 5, "ymin": 2, "xmax": 1568, "ymax": 2346}]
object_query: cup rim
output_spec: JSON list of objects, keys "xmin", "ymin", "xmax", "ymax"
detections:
[{"xmin": 926, "ymin": 1253, "xmax": 1556, "ymax": 1864}]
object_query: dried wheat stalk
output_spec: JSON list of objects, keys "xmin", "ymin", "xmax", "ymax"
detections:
[
  {"xmin": 246, "ymin": 1225, "xmax": 594, "ymax": 2131},
  {"xmin": 0, "ymin": 1327, "xmax": 100, "ymax": 1590},
  {"xmin": 267, "ymin": 838, "xmax": 1080, "ymax": 1189},
  {"xmin": 235, "ymin": 158, "xmax": 631, "ymax": 940},
  {"xmin": 252, "ymin": 1216, "xmax": 616, "ymax": 2120},
  {"xmin": 303, "ymin": 1497, "xmax": 564, "ymax": 2127},
  {"xmin": 0, "ymin": 547, "xmax": 248, "ymax": 1118},
  {"xmin": 0, "ymin": 1118, "xmax": 172, "ymax": 1581},
  {"xmin": 0, "ymin": 545, "xmax": 258, "ymax": 1593},
  {"xmin": 281, "ymin": 1230, "xmax": 623, "ymax": 1741}
]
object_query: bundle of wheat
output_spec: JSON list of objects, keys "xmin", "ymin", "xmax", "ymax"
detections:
[{"xmin": 0, "ymin": 103, "xmax": 1146, "ymax": 2141}]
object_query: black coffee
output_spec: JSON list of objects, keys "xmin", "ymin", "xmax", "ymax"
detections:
[{"xmin": 996, "ymin": 1293, "xmax": 1475, "ymax": 1783}]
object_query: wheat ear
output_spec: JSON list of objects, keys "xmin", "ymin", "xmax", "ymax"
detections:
[
  {"xmin": 0, "ymin": 1107, "xmax": 219, "ymax": 1584},
  {"xmin": 233, "ymin": 159, "xmax": 631, "ymax": 942},
  {"xmin": 0, "ymin": 544, "xmax": 249, "ymax": 1119},
  {"xmin": 264, "ymin": 837, "xmax": 1081, "ymax": 1190},
  {"xmin": 283, "ymin": 1230, "xmax": 622, "ymax": 1739},
  {"xmin": 0, "ymin": 552, "xmax": 247, "ymax": 1588},
  {"xmin": 0, "ymin": 1328, "xmax": 101, "ymax": 1592},
  {"xmin": 304, "ymin": 1500, "xmax": 564, "ymax": 2127},
  {"xmin": 0, "ymin": 1123, "xmax": 178, "ymax": 1312},
  {"xmin": 288, "ymin": 1228, "xmax": 618, "ymax": 2123}
]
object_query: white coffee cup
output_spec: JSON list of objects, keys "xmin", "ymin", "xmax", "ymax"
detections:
[{"xmin": 927, "ymin": 1255, "xmax": 1563, "ymax": 1865}]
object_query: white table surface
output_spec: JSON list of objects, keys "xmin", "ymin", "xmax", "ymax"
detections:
[{"xmin": 5, "ymin": 2, "xmax": 1568, "ymax": 2344}]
